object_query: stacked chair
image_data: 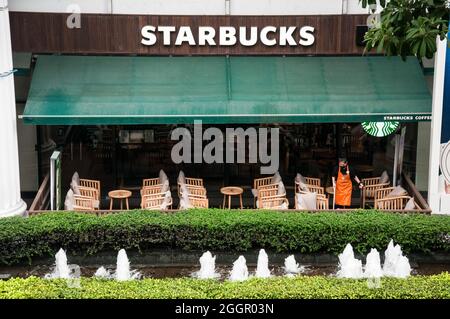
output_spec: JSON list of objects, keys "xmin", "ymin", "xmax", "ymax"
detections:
[
  {"xmin": 294, "ymin": 173, "xmax": 328, "ymax": 210},
  {"xmin": 177, "ymin": 171, "xmax": 209, "ymax": 209},
  {"xmin": 361, "ymin": 170, "xmax": 390, "ymax": 208},
  {"xmin": 252, "ymin": 172, "xmax": 288, "ymax": 209},
  {"xmin": 140, "ymin": 170, "xmax": 172, "ymax": 210},
  {"xmin": 65, "ymin": 172, "xmax": 101, "ymax": 211}
]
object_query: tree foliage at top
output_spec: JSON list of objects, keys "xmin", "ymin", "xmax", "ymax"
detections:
[{"xmin": 361, "ymin": 0, "xmax": 449, "ymax": 59}]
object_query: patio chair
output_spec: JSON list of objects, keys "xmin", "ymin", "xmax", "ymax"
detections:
[
  {"xmin": 79, "ymin": 178, "xmax": 101, "ymax": 201},
  {"xmin": 373, "ymin": 187, "xmax": 395, "ymax": 208},
  {"xmin": 143, "ymin": 178, "xmax": 162, "ymax": 188},
  {"xmin": 177, "ymin": 177, "xmax": 205, "ymax": 197},
  {"xmin": 178, "ymin": 181, "xmax": 209, "ymax": 209},
  {"xmin": 305, "ymin": 177, "xmax": 321, "ymax": 187},
  {"xmin": 185, "ymin": 185, "xmax": 207, "ymax": 198},
  {"xmin": 140, "ymin": 182, "xmax": 172, "ymax": 206},
  {"xmin": 259, "ymin": 194, "xmax": 289, "ymax": 209},
  {"xmin": 375, "ymin": 196, "xmax": 418, "ymax": 210},
  {"xmin": 189, "ymin": 196, "xmax": 209, "ymax": 208},
  {"xmin": 316, "ymin": 196, "xmax": 330, "ymax": 210},
  {"xmin": 141, "ymin": 184, "xmax": 165, "ymax": 195},
  {"xmin": 141, "ymin": 193, "xmax": 173, "ymax": 210},
  {"xmin": 361, "ymin": 177, "xmax": 390, "ymax": 208},
  {"xmin": 294, "ymin": 181, "xmax": 325, "ymax": 196},
  {"xmin": 253, "ymin": 176, "xmax": 274, "ymax": 190},
  {"xmin": 295, "ymin": 190, "xmax": 328, "ymax": 210},
  {"xmin": 78, "ymin": 186, "xmax": 100, "ymax": 209},
  {"xmin": 257, "ymin": 185, "xmax": 286, "ymax": 208},
  {"xmin": 142, "ymin": 170, "xmax": 169, "ymax": 189},
  {"xmin": 252, "ymin": 176, "xmax": 280, "ymax": 207},
  {"xmin": 73, "ymin": 195, "xmax": 96, "ymax": 211}
]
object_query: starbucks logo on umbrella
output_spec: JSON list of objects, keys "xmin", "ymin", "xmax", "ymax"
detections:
[
  {"xmin": 441, "ymin": 141, "xmax": 450, "ymax": 184},
  {"xmin": 362, "ymin": 121, "xmax": 400, "ymax": 137}
]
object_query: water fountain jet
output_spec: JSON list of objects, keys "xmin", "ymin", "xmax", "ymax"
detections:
[
  {"xmin": 45, "ymin": 248, "xmax": 71, "ymax": 279},
  {"xmin": 336, "ymin": 244, "xmax": 363, "ymax": 278},
  {"xmin": 229, "ymin": 256, "xmax": 248, "ymax": 281},
  {"xmin": 114, "ymin": 249, "xmax": 141, "ymax": 281},
  {"xmin": 195, "ymin": 251, "xmax": 219, "ymax": 279},
  {"xmin": 255, "ymin": 249, "xmax": 271, "ymax": 278},
  {"xmin": 283, "ymin": 255, "xmax": 303, "ymax": 275},
  {"xmin": 364, "ymin": 248, "xmax": 383, "ymax": 278},
  {"xmin": 383, "ymin": 240, "xmax": 411, "ymax": 278}
]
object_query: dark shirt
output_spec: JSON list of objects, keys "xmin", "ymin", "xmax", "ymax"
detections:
[{"xmin": 333, "ymin": 166, "xmax": 358, "ymax": 181}]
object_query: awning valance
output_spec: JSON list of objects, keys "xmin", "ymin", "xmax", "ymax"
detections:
[{"xmin": 22, "ymin": 55, "xmax": 432, "ymax": 125}]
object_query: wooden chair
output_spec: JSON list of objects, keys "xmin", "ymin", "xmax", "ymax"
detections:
[
  {"xmin": 253, "ymin": 177, "xmax": 274, "ymax": 190},
  {"xmin": 141, "ymin": 185, "xmax": 164, "ymax": 195},
  {"xmin": 375, "ymin": 196, "xmax": 417, "ymax": 210},
  {"xmin": 316, "ymin": 196, "xmax": 330, "ymax": 210},
  {"xmin": 177, "ymin": 177, "xmax": 204, "ymax": 196},
  {"xmin": 295, "ymin": 190, "xmax": 328, "ymax": 210},
  {"xmin": 141, "ymin": 193, "xmax": 173, "ymax": 210},
  {"xmin": 140, "ymin": 185, "xmax": 168, "ymax": 208},
  {"xmin": 373, "ymin": 187, "xmax": 395, "ymax": 208},
  {"xmin": 305, "ymin": 177, "xmax": 321, "ymax": 187},
  {"xmin": 361, "ymin": 177, "xmax": 390, "ymax": 208},
  {"xmin": 188, "ymin": 196, "xmax": 209, "ymax": 208},
  {"xmin": 185, "ymin": 185, "xmax": 207, "ymax": 198},
  {"xmin": 73, "ymin": 195, "xmax": 96, "ymax": 211},
  {"xmin": 78, "ymin": 186, "xmax": 100, "ymax": 209},
  {"xmin": 258, "ymin": 186, "xmax": 286, "ymax": 208},
  {"xmin": 253, "ymin": 177, "xmax": 279, "ymax": 207},
  {"xmin": 295, "ymin": 181, "xmax": 325, "ymax": 196},
  {"xmin": 185, "ymin": 177, "xmax": 204, "ymax": 187},
  {"xmin": 143, "ymin": 178, "xmax": 162, "ymax": 188},
  {"xmin": 178, "ymin": 180, "xmax": 209, "ymax": 208},
  {"xmin": 259, "ymin": 195, "xmax": 289, "ymax": 209},
  {"xmin": 79, "ymin": 178, "xmax": 101, "ymax": 201}
]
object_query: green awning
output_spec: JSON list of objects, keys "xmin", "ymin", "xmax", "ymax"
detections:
[{"xmin": 22, "ymin": 55, "xmax": 432, "ymax": 125}]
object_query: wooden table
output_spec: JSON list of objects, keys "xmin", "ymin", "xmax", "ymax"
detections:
[
  {"xmin": 220, "ymin": 186, "xmax": 244, "ymax": 209},
  {"xmin": 108, "ymin": 189, "xmax": 132, "ymax": 210}
]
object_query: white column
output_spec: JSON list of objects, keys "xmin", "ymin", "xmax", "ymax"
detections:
[
  {"xmin": 0, "ymin": 0, "xmax": 26, "ymax": 217},
  {"xmin": 415, "ymin": 122, "xmax": 431, "ymax": 191},
  {"xmin": 428, "ymin": 37, "xmax": 447, "ymax": 214}
]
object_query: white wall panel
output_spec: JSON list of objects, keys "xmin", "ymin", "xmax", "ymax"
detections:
[{"xmin": 9, "ymin": 0, "xmax": 377, "ymax": 15}]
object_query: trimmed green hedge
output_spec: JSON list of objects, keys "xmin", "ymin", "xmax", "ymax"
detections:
[
  {"xmin": 1, "ymin": 274, "xmax": 449, "ymax": 299},
  {"xmin": 0, "ymin": 210, "xmax": 449, "ymax": 265}
]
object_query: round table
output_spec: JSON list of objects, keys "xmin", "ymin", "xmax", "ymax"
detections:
[
  {"xmin": 220, "ymin": 186, "xmax": 244, "ymax": 209},
  {"xmin": 108, "ymin": 190, "xmax": 132, "ymax": 210}
]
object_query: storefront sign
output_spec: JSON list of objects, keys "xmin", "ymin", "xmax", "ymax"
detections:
[
  {"xmin": 141, "ymin": 25, "xmax": 315, "ymax": 46},
  {"xmin": 361, "ymin": 121, "xmax": 399, "ymax": 137}
]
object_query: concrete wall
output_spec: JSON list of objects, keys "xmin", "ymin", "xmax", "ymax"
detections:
[{"xmin": 9, "ymin": 0, "xmax": 378, "ymax": 15}]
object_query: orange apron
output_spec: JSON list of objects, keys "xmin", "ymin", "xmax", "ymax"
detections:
[{"xmin": 335, "ymin": 166, "xmax": 352, "ymax": 207}]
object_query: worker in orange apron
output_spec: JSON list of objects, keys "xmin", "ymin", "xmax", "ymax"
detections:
[{"xmin": 332, "ymin": 157, "xmax": 364, "ymax": 208}]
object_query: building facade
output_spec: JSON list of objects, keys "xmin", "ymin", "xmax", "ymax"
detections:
[{"xmin": 0, "ymin": 0, "xmax": 447, "ymax": 215}]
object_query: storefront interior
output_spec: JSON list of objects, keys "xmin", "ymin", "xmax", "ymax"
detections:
[{"xmin": 36, "ymin": 122, "xmax": 421, "ymax": 209}]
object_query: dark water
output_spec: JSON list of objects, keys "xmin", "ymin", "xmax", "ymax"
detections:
[{"xmin": 0, "ymin": 262, "xmax": 448, "ymax": 280}]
